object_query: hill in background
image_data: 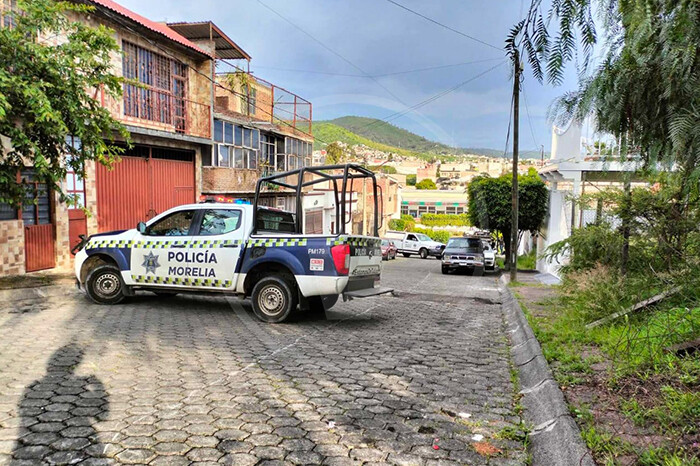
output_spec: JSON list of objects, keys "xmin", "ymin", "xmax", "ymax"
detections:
[{"xmin": 313, "ymin": 116, "xmax": 544, "ymax": 159}]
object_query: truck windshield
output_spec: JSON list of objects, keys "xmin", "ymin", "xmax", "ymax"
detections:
[
  {"xmin": 256, "ymin": 209, "xmax": 296, "ymax": 233},
  {"xmin": 416, "ymin": 234, "xmax": 431, "ymax": 241},
  {"xmin": 447, "ymin": 238, "xmax": 482, "ymax": 252}
]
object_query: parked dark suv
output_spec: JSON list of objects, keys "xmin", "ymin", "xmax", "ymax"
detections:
[{"xmin": 441, "ymin": 236, "xmax": 484, "ymax": 275}]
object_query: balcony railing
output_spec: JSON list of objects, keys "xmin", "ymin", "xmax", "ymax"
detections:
[
  {"xmin": 215, "ymin": 72, "xmax": 312, "ymax": 137},
  {"xmin": 122, "ymin": 84, "xmax": 211, "ymax": 139}
]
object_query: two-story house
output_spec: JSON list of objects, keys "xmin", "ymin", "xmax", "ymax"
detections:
[
  {"xmin": 169, "ymin": 21, "xmax": 315, "ymax": 211},
  {"xmin": 0, "ymin": 0, "xmax": 314, "ymax": 277}
]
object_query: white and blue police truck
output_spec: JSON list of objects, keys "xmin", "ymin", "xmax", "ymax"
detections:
[{"xmin": 73, "ymin": 164, "xmax": 392, "ymax": 323}]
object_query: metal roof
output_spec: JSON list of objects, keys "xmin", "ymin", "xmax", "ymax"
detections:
[
  {"xmin": 86, "ymin": 0, "xmax": 213, "ymax": 58},
  {"xmin": 167, "ymin": 21, "xmax": 251, "ymax": 60}
]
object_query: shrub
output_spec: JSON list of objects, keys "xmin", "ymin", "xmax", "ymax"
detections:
[
  {"xmin": 420, "ymin": 213, "xmax": 470, "ymax": 227},
  {"xmin": 388, "ymin": 218, "xmax": 414, "ymax": 231},
  {"xmin": 415, "ymin": 179, "xmax": 437, "ymax": 190},
  {"xmin": 413, "ymin": 227, "xmax": 450, "ymax": 244},
  {"xmin": 406, "ymin": 174, "xmax": 416, "ymax": 186}
]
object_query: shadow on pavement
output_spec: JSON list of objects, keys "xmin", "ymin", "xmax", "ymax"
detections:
[{"xmin": 11, "ymin": 344, "xmax": 110, "ymax": 465}]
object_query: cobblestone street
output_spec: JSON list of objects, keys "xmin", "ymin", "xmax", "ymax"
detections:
[{"xmin": 0, "ymin": 258, "xmax": 526, "ymax": 465}]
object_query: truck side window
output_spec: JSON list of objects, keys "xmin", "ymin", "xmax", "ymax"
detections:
[
  {"xmin": 257, "ymin": 208, "xmax": 296, "ymax": 233},
  {"xmin": 147, "ymin": 210, "xmax": 195, "ymax": 236},
  {"xmin": 198, "ymin": 209, "xmax": 241, "ymax": 236},
  {"xmin": 407, "ymin": 234, "xmax": 417, "ymax": 241}
]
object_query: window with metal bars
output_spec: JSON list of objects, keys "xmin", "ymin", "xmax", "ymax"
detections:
[
  {"xmin": 0, "ymin": 0, "xmax": 17, "ymax": 29},
  {"xmin": 122, "ymin": 41, "xmax": 188, "ymax": 131}
]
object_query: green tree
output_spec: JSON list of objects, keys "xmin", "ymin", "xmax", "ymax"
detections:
[
  {"xmin": 1, "ymin": 0, "xmax": 128, "ymax": 208},
  {"xmin": 436, "ymin": 165, "xmax": 441, "ymax": 178},
  {"xmin": 406, "ymin": 174, "xmax": 417, "ymax": 186},
  {"xmin": 467, "ymin": 171, "xmax": 548, "ymax": 267},
  {"xmin": 324, "ymin": 142, "xmax": 345, "ymax": 164},
  {"xmin": 415, "ymin": 179, "xmax": 437, "ymax": 190},
  {"xmin": 510, "ymin": 0, "xmax": 700, "ymax": 274}
]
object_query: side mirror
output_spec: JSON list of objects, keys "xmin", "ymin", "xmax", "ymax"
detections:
[{"xmin": 137, "ymin": 222, "xmax": 147, "ymax": 234}]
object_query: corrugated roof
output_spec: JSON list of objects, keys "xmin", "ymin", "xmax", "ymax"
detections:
[
  {"xmin": 87, "ymin": 0, "xmax": 213, "ymax": 58},
  {"xmin": 167, "ymin": 21, "xmax": 251, "ymax": 60}
]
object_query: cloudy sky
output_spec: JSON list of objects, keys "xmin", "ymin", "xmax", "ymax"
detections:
[{"xmin": 119, "ymin": 0, "xmax": 580, "ymax": 153}]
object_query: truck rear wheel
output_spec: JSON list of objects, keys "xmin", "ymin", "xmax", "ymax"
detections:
[
  {"xmin": 402, "ymin": 253, "xmax": 411, "ymax": 258},
  {"xmin": 251, "ymin": 276, "xmax": 297, "ymax": 323},
  {"xmin": 85, "ymin": 264, "xmax": 125, "ymax": 305}
]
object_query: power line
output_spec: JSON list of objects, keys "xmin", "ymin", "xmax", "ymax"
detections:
[
  {"xmin": 256, "ymin": 0, "xmax": 408, "ymax": 106},
  {"xmin": 384, "ymin": 0, "xmax": 503, "ymax": 52},
  {"xmin": 98, "ymin": 9, "xmax": 325, "ymax": 146},
  {"xmin": 249, "ymin": 57, "xmax": 504, "ymax": 78},
  {"xmin": 358, "ymin": 61, "xmax": 507, "ymax": 133},
  {"xmin": 522, "ymin": 86, "xmax": 539, "ymax": 151}
]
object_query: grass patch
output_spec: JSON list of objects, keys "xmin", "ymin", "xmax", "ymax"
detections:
[
  {"xmin": 517, "ymin": 249, "xmax": 537, "ymax": 270},
  {"xmin": 511, "ymin": 269, "xmax": 700, "ymax": 463}
]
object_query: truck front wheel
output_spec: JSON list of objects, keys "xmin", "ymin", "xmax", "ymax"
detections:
[
  {"xmin": 85, "ymin": 264, "xmax": 125, "ymax": 305},
  {"xmin": 419, "ymin": 248, "xmax": 428, "ymax": 259},
  {"xmin": 251, "ymin": 276, "xmax": 297, "ymax": 323}
]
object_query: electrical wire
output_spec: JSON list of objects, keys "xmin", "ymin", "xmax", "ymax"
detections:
[
  {"xmin": 98, "ymin": 9, "xmax": 326, "ymax": 146},
  {"xmin": 256, "ymin": 0, "xmax": 408, "ymax": 106},
  {"xmin": 248, "ymin": 57, "xmax": 504, "ymax": 78},
  {"xmin": 384, "ymin": 0, "xmax": 503, "ymax": 51},
  {"xmin": 356, "ymin": 61, "xmax": 507, "ymax": 133},
  {"xmin": 522, "ymin": 86, "xmax": 540, "ymax": 152}
]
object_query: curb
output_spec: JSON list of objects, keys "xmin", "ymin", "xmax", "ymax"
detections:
[
  {"xmin": 0, "ymin": 282, "xmax": 79, "ymax": 304},
  {"xmin": 499, "ymin": 275, "xmax": 594, "ymax": 466}
]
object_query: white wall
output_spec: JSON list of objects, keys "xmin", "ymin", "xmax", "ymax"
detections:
[{"xmin": 536, "ymin": 190, "xmax": 571, "ymax": 277}]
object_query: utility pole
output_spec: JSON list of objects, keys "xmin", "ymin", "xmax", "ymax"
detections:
[{"xmin": 510, "ymin": 49, "xmax": 521, "ymax": 283}]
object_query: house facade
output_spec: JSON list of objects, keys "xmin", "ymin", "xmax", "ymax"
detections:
[{"xmin": 0, "ymin": 0, "xmax": 314, "ymax": 277}]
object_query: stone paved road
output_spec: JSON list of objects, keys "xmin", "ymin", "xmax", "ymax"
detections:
[{"xmin": 0, "ymin": 258, "xmax": 525, "ymax": 465}]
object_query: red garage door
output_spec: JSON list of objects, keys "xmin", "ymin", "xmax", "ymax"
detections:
[{"xmin": 96, "ymin": 145, "xmax": 195, "ymax": 232}]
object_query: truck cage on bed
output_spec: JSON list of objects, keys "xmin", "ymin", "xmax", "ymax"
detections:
[{"xmin": 252, "ymin": 164, "xmax": 383, "ymax": 236}]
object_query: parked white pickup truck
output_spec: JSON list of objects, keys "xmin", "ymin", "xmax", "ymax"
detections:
[{"xmin": 385, "ymin": 230, "xmax": 446, "ymax": 259}]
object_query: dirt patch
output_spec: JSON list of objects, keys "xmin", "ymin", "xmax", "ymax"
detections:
[{"xmin": 0, "ymin": 271, "xmax": 73, "ymax": 290}]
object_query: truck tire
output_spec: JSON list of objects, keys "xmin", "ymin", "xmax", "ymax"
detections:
[
  {"xmin": 308, "ymin": 294, "xmax": 339, "ymax": 314},
  {"xmin": 441, "ymin": 265, "xmax": 449, "ymax": 275},
  {"xmin": 419, "ymin": 248, "xmax": 428, "ymax": 259},
  {"xmin": 85, "ymin": 264, "xmax": 125, "ymax": 305},
  {"xmin": 402, "ymin": 252, "xmax": 411, "ymax": 258},
  {"xmin": 251, "ymin": 276, "xmax": 297, "ymax": 323}
]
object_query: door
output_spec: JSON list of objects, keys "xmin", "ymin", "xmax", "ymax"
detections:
[
  {"xmin": 65, "ymin": 164, "xmax": 87, "ymax": 255},
  {"xmin": 405, "ymin": 233, "xmax": 419, "ymax": 252},
  {"xmin": 189, "ymin": 208, "xmax": 245, "ymax": 289},
  {"xmin": 22, "ymin": 169, "xmax": 55, "ymax": 272},
  {"xmin": 130, "ymin": 209, "xmax": 196, "ymax": 287}
]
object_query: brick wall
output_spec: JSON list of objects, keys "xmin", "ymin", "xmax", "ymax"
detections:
[
  {"xmin": 202, "ymin": 167, "xmax": 259, "ymax": 193},
  {"xmin": 54, "ymin": 192, "xmax": 72, "ymax": 271},
  {"xmin": 0, "ymin": 220, "xmax": 25, "ymax": 276}
]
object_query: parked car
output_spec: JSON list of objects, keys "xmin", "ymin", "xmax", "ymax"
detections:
[
  {"xmin": 441, "ymin": 236, "xmax": 485, "ymax": 274},
  {"xmin": 385, "ymin": 230, "xmax": 445, "ymax": 259},
  {"xmin": 380, "ymin": 239, "xmax": 398, "ymax": 260},
  {"xmin": 481, "ymin": 239, "xmax": 496, "ymax": 271}
]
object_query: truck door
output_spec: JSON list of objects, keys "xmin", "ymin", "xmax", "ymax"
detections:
[
  {"xmin": 406, "ymin": 233, "xmax": 419, "ymax": 252},
  {"xmin": 131, "ymin": 209, "xmax": 197, "ymax": 286},
  {"xmin": 188, "ymin": 208, "xmax": 245, "ymax": 290}
]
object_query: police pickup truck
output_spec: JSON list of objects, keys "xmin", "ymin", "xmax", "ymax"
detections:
[{"xmin": 73, "ymin": 164, "xmax": 391, "ymax": 323}]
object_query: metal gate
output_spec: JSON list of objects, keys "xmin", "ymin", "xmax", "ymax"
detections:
[{"xmin": 96, "ymin": 145, "xmax": 195, "ymax": 232}]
